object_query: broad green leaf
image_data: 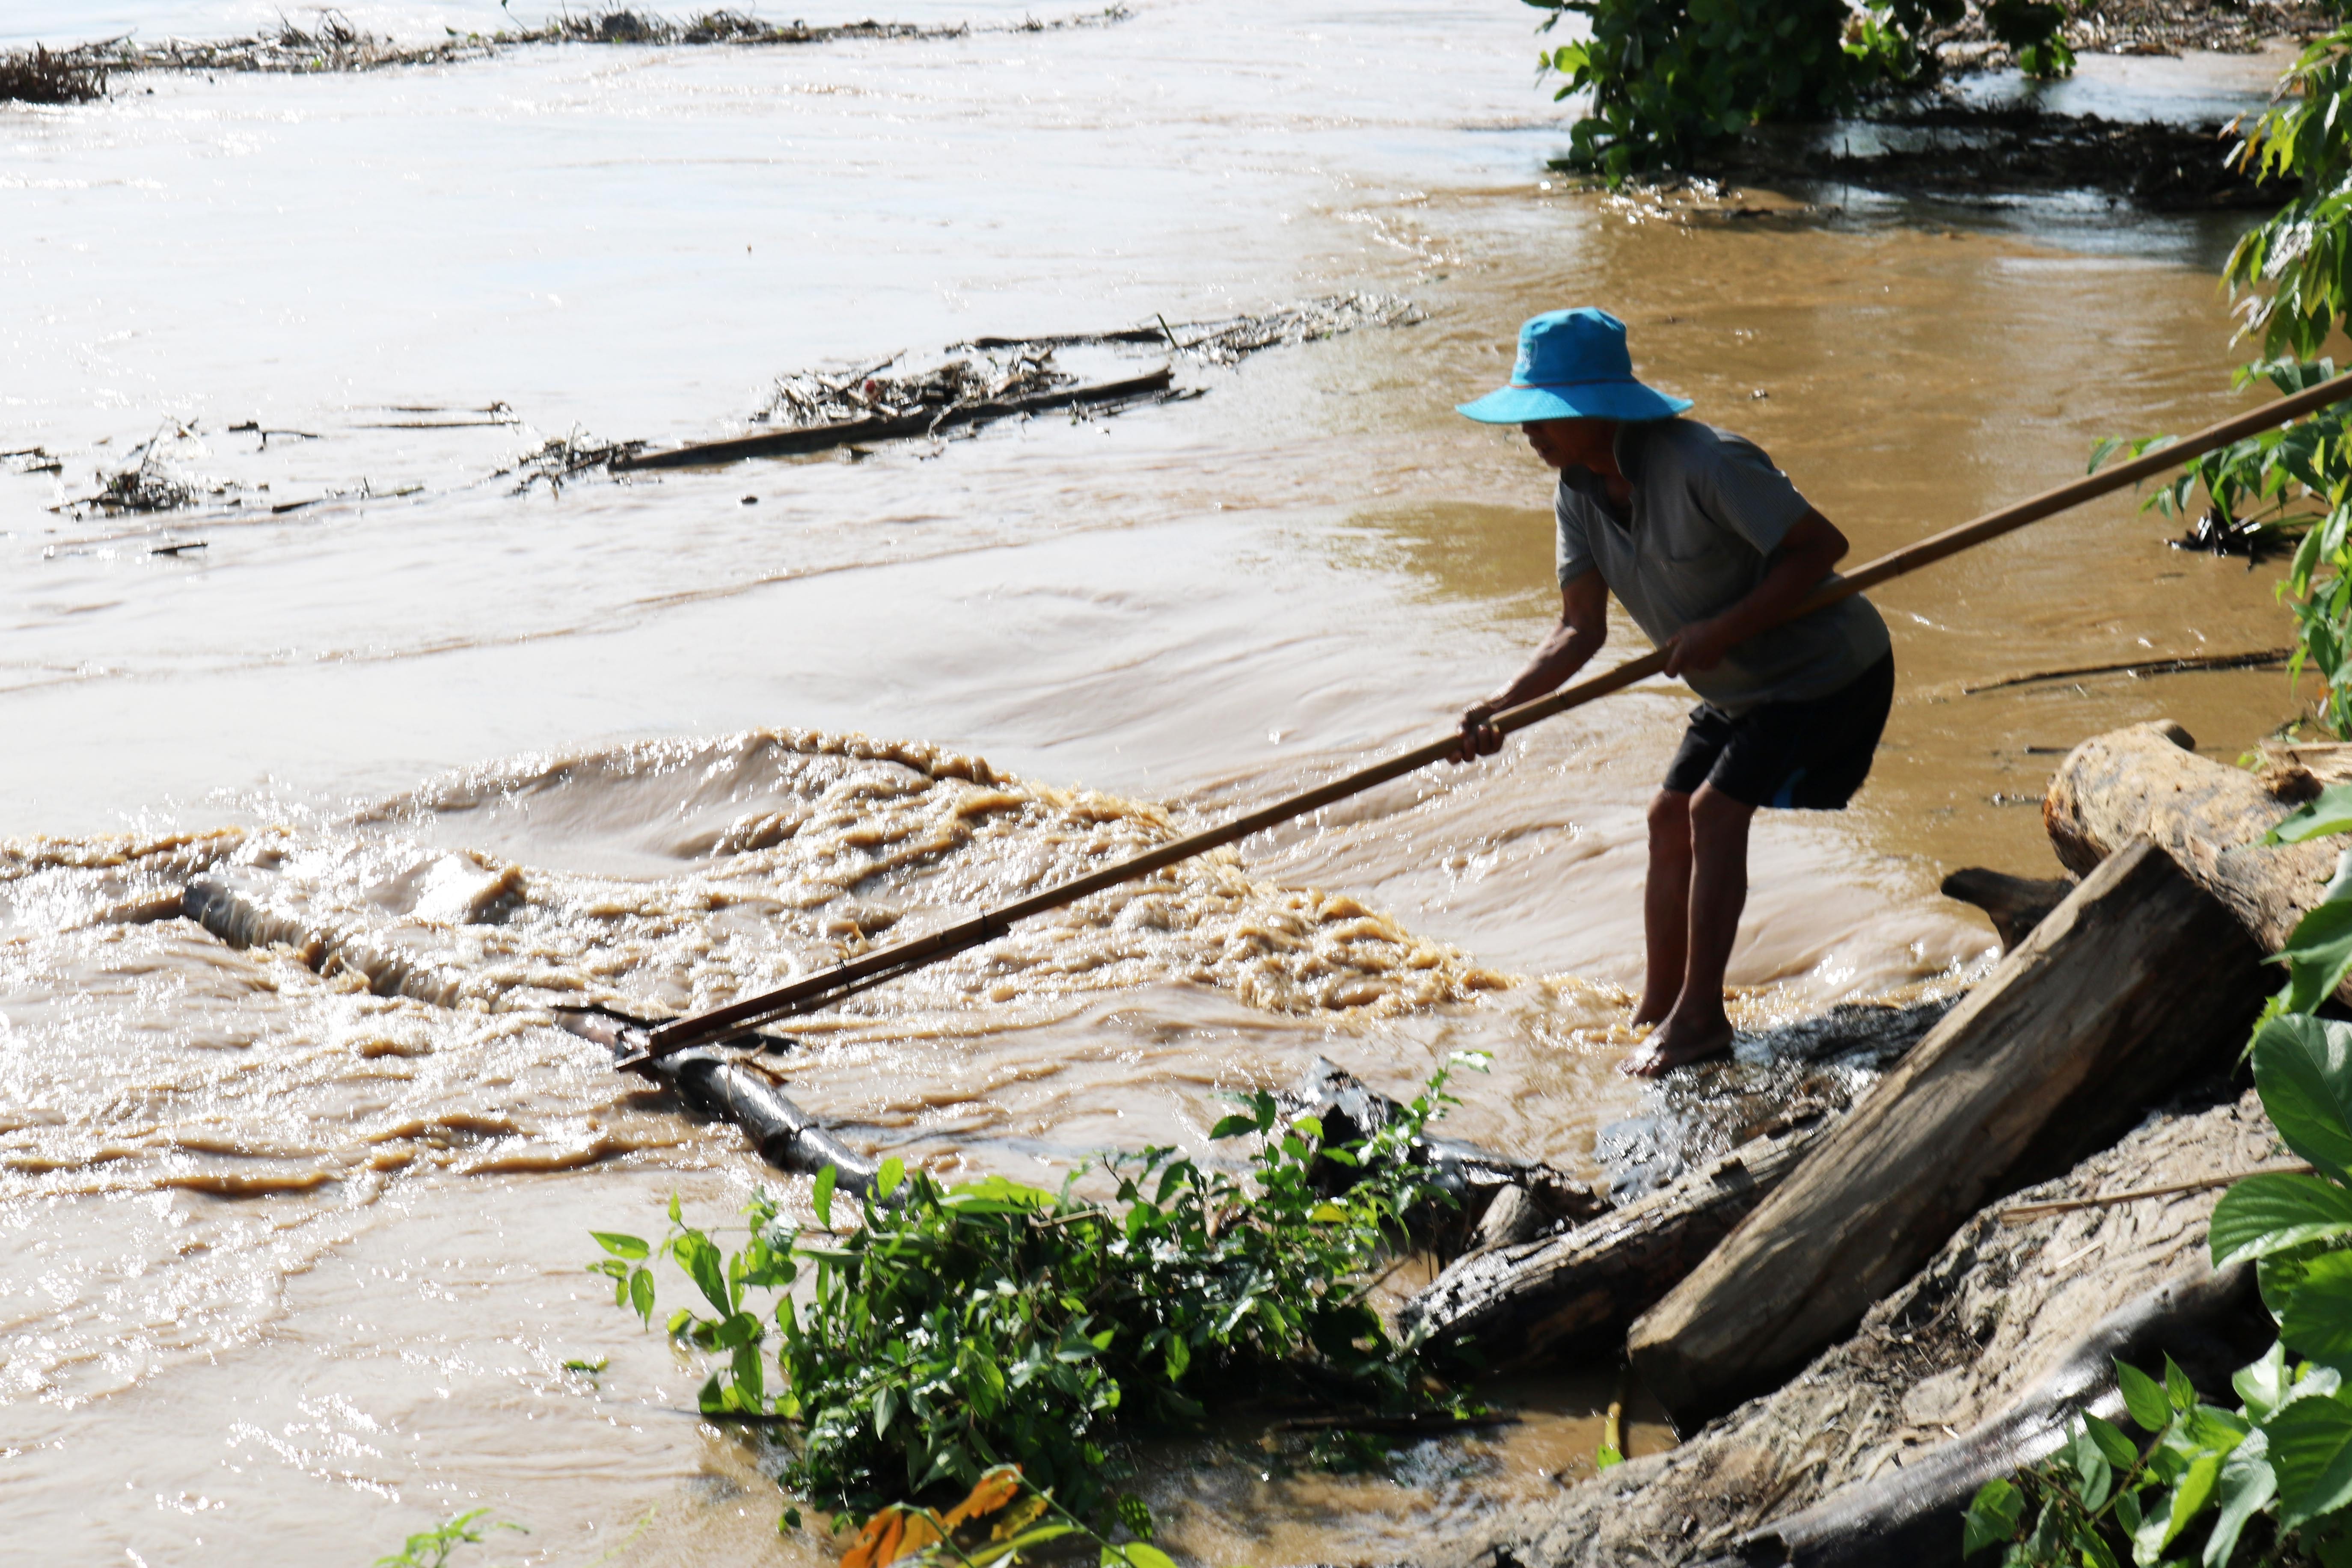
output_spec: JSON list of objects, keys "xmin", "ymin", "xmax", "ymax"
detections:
[
  {"xmin": 876, "ymin": 1156, "xmax": 905, "ymax": 1200},
  {"xmin": 2264, "ymin": 1387, "xmax": 2352, "ymax": 1528},
  {"xmin": 2238, "ymin": 1342, "xmax": 2293, "ymax": 1420},
  {"xmin": 813, "ymin": 1164, "xmax": 837, "ymax": 1230},
  {"xmin": 1595, "ymin": 1444, "xmax": 1624, "ymax": 1470},
  {"xmin": 2206, "ymin": 1441, "xmax": 2276, "ymax": 1568},
  {"xmin": 1117, "ymin": 1548, "xmax": 1179, "ymax": 1568},
  {"xmin": 591, "ymin": 1231, "xmax": 649, "ymax": 1260},
  {"xmin": 2254, "ymin": 1013, "xmax": 2352, "ymax": 1183},
  {"xmin": 2166, "ymin": 1354, "xmax": 2199, "ymax": 1414},
  {"xmin": 2166, "ymin": 1452, "xmax": 2224, "ymax": 1551},
  {"xmin": 628, "ymin": 1266, "xmax": 654, "ymax": 1323},
  {"xmin": 2119, "ymin": 1360, "xmax": 2173, "ymax": 1431},
  {"xmin": 2087, "ymin": 1411, "xmax": 2141, "ymax": 1467},
  {"xmin": 2213, "ymin": 1173, "xmax": 2352, "ymax": 1268},
  {"xmin": 1962, "ymin": 1477, "xmax": 2023, "ymax": 1556},
  {"xmin": 674, "ymin": 1232, "xmax": 731, "ymax": 1317},
  {"xmin": 2270, "ymin": 784, "xmax": 2352, "ymax": 844},
  {"xmin": 2285, "ymin": 1250, "xmax": 2352, "ymax": 1366},
  {"xmin": 2277, "ymin": 866, "xmax": 2352, "ymax": 1013}
]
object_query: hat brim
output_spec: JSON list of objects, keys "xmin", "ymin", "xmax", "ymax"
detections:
[{"xmin": 1456, "ymin": 380, "xmax": 1693, "ymax": 425}]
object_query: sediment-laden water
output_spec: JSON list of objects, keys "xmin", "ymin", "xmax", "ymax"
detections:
[{"xmin": 0, "ymin": 1, "xmax": 2303, "ymax": 1561}]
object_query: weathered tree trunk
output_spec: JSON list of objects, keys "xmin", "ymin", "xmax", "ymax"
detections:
[
  {"xmin": 2043, "ymin": 719, "xmax": 2337, "ymax": 955},
  {"xmin": 1400, "ymin": 1113, "xmax": 1829, "ymax": 1363},
  {"xmin": 1625, "ymin": 838, "xmax": 2272, "ymax": 1426}
]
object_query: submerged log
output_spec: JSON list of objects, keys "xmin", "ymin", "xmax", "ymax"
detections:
[
  {"xmin": 2044, "ymin": 718, "xmax": 2340, "ymax": 963},
  {"xmin": 553, "ymin": 1008, "xmax": 879, "ymax": 1195},
  {"xmin": 1938, "ymin": 867, "xmax": 2072, "ymax": 954},
  {"xmin": 1626, "ymin": 837, "xmax": 2272, "ymax": 1425},
  {"xmin": 1400, "ymin": 1112, "xmax": 1831, "ymax": 1363}
]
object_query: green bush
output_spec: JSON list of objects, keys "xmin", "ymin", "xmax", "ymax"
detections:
[
  {"xmin": 591, "ymin": 1056, "xmax": 1485, "ymax": 1529},
  {"xmin": 1525, "ymin": 0, "xmax": 2072, "ymax": 179}
]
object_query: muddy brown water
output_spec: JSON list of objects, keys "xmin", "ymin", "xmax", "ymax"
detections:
[{"xmin": 0, "ymin": 4, "xmax": 2302, "ymax": 1562}]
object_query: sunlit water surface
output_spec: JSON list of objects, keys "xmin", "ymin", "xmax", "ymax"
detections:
[{"xmin": 0, "ymin": 3, "xmax": 2299, "ymax": 1561}]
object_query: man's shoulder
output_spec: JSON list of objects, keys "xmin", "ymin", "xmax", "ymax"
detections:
[{"xmin": 1633, "ymin": 417, "xmax": 1770, "ymax": 472}]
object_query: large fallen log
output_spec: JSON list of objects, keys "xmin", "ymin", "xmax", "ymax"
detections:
[
  {"xmin": 1400, "ymin": 1112, "xmax": 1831, "ymax": 1363},
  {"xmin": 1625, "ymin": 837, "xmax": 2272, "ymax": 1425},
  {"xmin": 2044, "ymin": 718, "xmax": 2340, "ymax": 960}
]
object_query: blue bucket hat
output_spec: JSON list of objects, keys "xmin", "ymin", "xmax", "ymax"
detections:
[{"xmin": 1457, "ymin": 308, "xmax": 1692, "ymax": 425}]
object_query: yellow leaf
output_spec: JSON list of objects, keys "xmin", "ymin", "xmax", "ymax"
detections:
[
  {"xmin": 943, "ymin": 1464, "xmax": 1024, "ymax": 1528},
  {"xmin": 839, "ymin": 1508, "xmax": 905, "ymax": 1568},
  {"xmin": 989, "ymin": 1495, "xmax": 1049, "ymax": 1542}
]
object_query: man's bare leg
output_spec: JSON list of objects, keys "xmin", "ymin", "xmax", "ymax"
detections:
[
  {"xmin": 1621, "ymin": 783, "xmax": 1754, "ymax": 1076},
  {"xmin": 1632, "ymin": 789, "xmax": 1693, "ymax": 1026}
]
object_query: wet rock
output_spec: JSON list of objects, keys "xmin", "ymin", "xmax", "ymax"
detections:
[{"xmin": 1594, "ymin": 999, "xmax": 1954, "ymax": 1203}]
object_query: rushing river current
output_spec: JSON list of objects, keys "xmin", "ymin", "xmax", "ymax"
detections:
[{"xmin": 0, "ymin": 3, "xmax": 2307, "ymax": 1562}]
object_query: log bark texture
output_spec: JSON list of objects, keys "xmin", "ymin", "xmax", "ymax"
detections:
[
  {"xmin": 1625, "ymin": 837, "xmax": 2272, "ymax": 1425},
  {"xmin": 1400, "ymin": 1114, "xmax": 1830, "ymax": 1363},
  {"xmin": 2043, "ymin": 719, "xmax": 2337, "ymax": 955},
  {"xmin": 1447, "ymin": 1091, "xmax": 2287, "ymax": 1568}
]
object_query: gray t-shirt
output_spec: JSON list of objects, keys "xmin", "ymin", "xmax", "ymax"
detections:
[{"xmin": 1555, "ymin": 418, "xmax": 1890, "ymax": 715}]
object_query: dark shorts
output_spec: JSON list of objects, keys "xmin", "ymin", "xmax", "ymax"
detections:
[{"xmin": 1662, "ymin": 652, "xmax": 1895, "ymax": 810}]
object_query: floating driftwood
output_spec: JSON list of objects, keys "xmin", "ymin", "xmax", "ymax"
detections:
[
  {"xmin": 1627, "ymin": 837, "xmax": 2272, "ymax": 1424},
  {"xmin": 1961, "ymin": 645, "xmax": 2293, "ymax": 695},
  {"xmin": 611, "ymin": 367, "xmax": 1175, "ymax": 471}
]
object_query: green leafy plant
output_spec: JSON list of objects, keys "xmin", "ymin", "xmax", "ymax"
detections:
[
  {"xmin": 591, "ymin": 1056, "xmax": 1486, "ymax": 1531},
  {"xmin": 2088, "ymin": 30, "xmax": 2352, "ymax": 739},
  {"xmin": 1525, "ymin": 0, "xmax": 2072, "ymax": 180},
  {"xmin": 372, "ymin": 1509, "xmax": 525, "ymax": 1568}
]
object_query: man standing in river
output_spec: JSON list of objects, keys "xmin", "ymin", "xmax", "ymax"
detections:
[{"xmin": 1452, "ymin": 308, "xmax": 1893, "ymax": 1077}]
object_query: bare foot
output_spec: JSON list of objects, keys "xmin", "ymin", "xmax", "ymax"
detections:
[
  {"xmin": 1617, "ymin": 1014, "xmax": 1735, "ymax": 1077},
  {"xmin": 1629, "ymin": 990, "xmax": 1675, "ymax": 1029}
]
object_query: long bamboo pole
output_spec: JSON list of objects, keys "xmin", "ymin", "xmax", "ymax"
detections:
[{"xmin": 616, "ymin": 371, "xmax": 2352, "ymax": 1065}]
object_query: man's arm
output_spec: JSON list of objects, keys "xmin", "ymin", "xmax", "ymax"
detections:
[
  {"xmin": 1663, "ymin": 509, "xmax": 1848, "ymax": 678},
  {"xmin": 1452, "ymin": 569, "xmax": 1608, "ymax": 764}
]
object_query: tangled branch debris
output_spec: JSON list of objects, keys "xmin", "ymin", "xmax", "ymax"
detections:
[
  {"xmin": 0, "ymin": 44, "xmax": 107, "ymax": 103},
  {"xmin": 757, "ymin": 350, "xmax": 1070, "ymax": 429},
  {"xmin": 962, "ymin": 292, "xmax": 1422, "ymax": 363},
  {"xmin": 754, "ymin": 295, "xmax": 1419, "ymax": 431},
  {"xmin": 63, "ymin": 425, "xmax": 220, "ymax": 516},
  {"xmin": 33, "ymin": 5, "xmax": 1131, "ymax": 80},
  {"xmin": 498, "ymin": 432, "xmax": 651, "ymax": 496},
  {"xmin": 615, "ymin": 294, "xmax": 1419, "ymax": 469}
]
